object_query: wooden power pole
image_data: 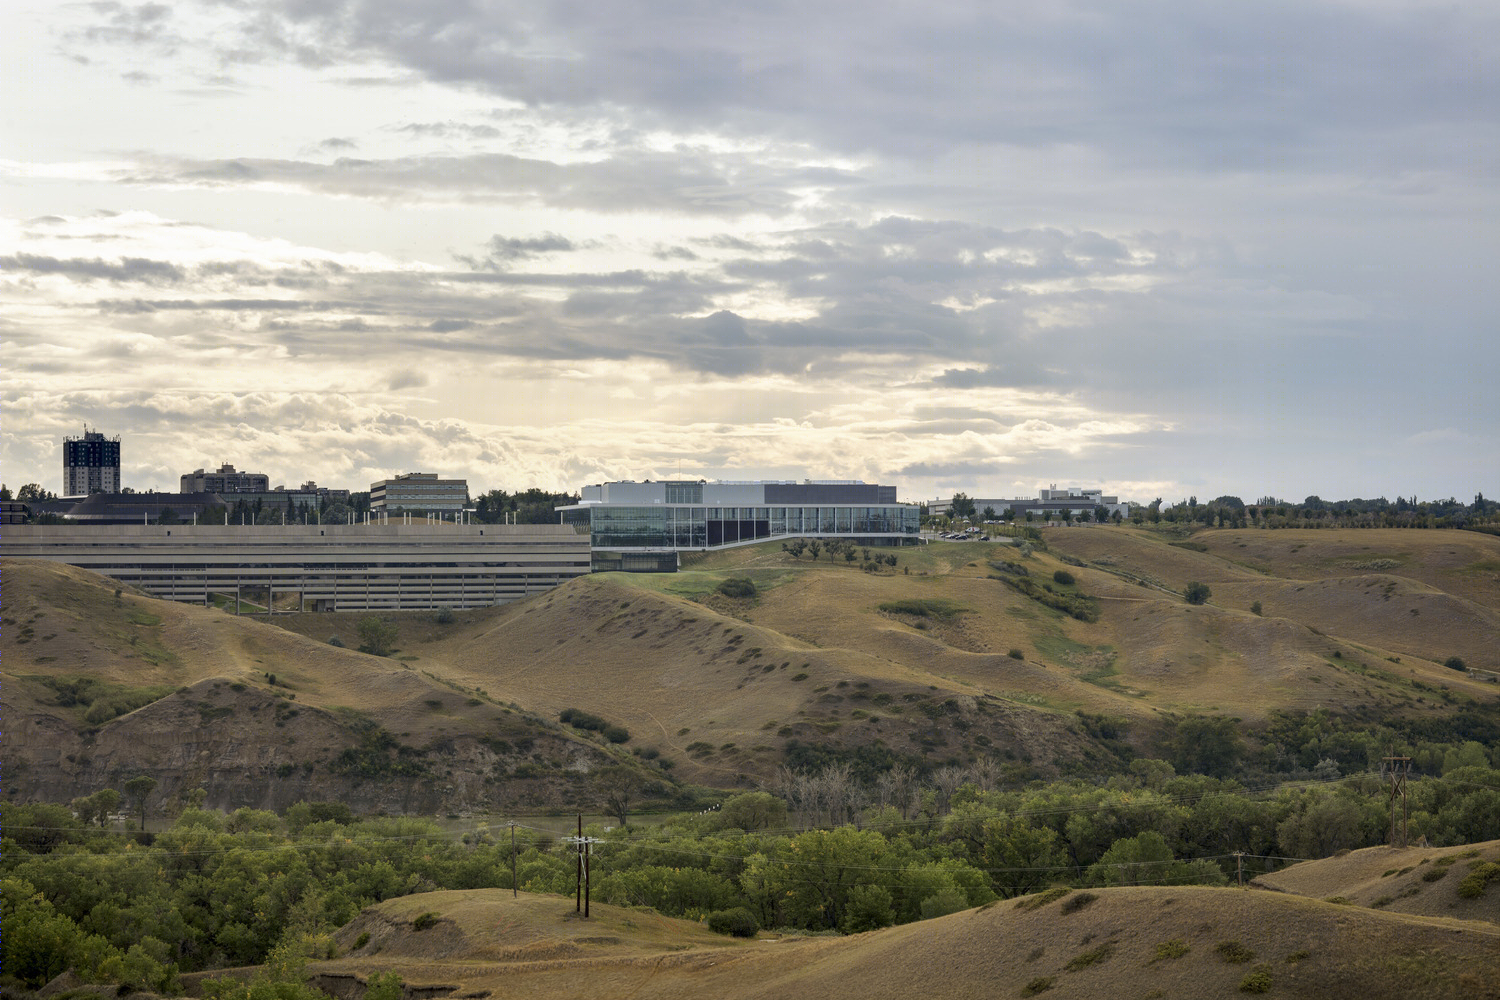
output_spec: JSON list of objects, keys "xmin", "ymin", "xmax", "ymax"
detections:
[
  {"xmin": 509, "ymin": 821, "xmax": 517, "ymax": 899},
  {"xmin": 1383, "ymin": 754, "xmax": 1412, "ymax": 848},
  {"xmin": 563, "ymin": 820, "xmax": 601, "ymax": 918}
]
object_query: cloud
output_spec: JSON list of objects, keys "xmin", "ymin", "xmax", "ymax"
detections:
[
  {"xmin": 1, "ymin": 252, "xmax": 185, "ymax": 284},
  {"xmin": 112, "ymin": 150, "xmax": 840, "ymax": 216},
  {"xmin": 462, "ymin": 232, "xmax": 578, "ymax": 268},
  {"xmin": 386, "ymin": 370, "xmax": 429, "ymax": 391},
  {"xmin": 92, "ymin": 2, "xmax": 1497, "ymax": 177}
]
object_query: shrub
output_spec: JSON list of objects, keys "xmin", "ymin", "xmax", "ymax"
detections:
[
  {"xmin": 559, "ymin": 708, "xmax": 609, "ymax": 732},
  {"xmin": 1445, "ymin": 656, "xmax": 1467, "ymax": 672},
  {"xmin": 706, "ymin": 907, "xmax": 759, "ymax": 937},
  {"xmin": 1014, "ymin": 887, "xmax": 1072, "ymax": 912},
  {"xmin": 1059, "ymin": 891, "xmax": 1097, "ymax": 914},
  {"xmin": 435, "ymin": 606, "xmax": 455, "ymax": 624},
  {"xmin": 365, "ymin": 972, "xmax": 404, "ymax": 1000},
  {"xmin": 1239, "ymin": 968, "xmax": 1273, "ymax": 994},
  {"xmin": 1217, "ymin": 941, "xmax": 1255, "ymax": 964},
  {"xmin": 1154, "ymin": 938, "xmax": 1190, "ymax": 961},
  {"xmin": 1021, "ymin": 977, "xmax": 1055, "ymax": 996},
  {"xmin": 328, "ymin": 636, "xmax": 345, "ymax": 647},
  {"xmin": 1052, "ymin": 569, "xmax": 1075, "ymax": 586},
  {"xmin": 1457, "ymin": 862, "xmax": 1500, "ymax": 899},
  {"xmin": 717, "ymin": 577, "xmax": 757, "ymax": 599},
  {"xmin": 1250, "ymin": 601, "xmax": 1262, "ymax": 616},
  {"xmin": 603, "ymin": 725, "xmax": 631, "ymax": 744},
  {"xmin": 357, "ymin": 616, "xmax": 399, "ymax": 656},
  {"xmin": 1009, "ymin": 648, "xmax": 1025, "ymax": 660},
  {"xmin": 411, "ymin": 912, "xmax": 439, "ymax": 931},
  {"xmin": 1064, "ymin": 942, "xmax": 1114, "ymax": 971},
  {"xmin": 352, "ymin": 932, "xmax": 370, "ymax": 950},
  {"xmin": 1184, "ymin": 581, "xmax": 1212, "ymax": 605},
  {"xmin": 878, "ymin": 598, "xmax": 969, "ymax": 620}
]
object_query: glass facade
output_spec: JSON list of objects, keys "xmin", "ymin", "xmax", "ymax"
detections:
[{"xmin": 570, "ymin": 503, "xmax": 919, "ymax": 550}]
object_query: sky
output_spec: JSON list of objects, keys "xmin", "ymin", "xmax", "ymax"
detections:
[{"xmin": 3, "ymin": 1, "xmax": 1496, "ymax": 506}]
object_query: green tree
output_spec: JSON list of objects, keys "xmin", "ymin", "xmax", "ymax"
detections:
[
  {"xmin": 771, "ymin": 827, "xmax": 890, "ymax": 930},
  {"xmin": 950, "ymin": 493, "xmax": 977, "ymax": 518},
  {"xmin": 1169, "ymin": 715, "xmax": 1242, "ymax": 777},
  {"xmin": 595, "ymin": 766, "xmax": 642, "ymax": 827},
  {"xmin": 983, "ymin": 817, "xmax": 1067, "ymax": 898},
  {"xmin": 840, "ymin": 884, "xmax": 895, "ymax": 932},
  {"xmin": 365, "ymin": 972, "xmax": 405, "ymax": 1000},
  {"xmin": 1184, "ymin": 581, "xmax": 1211, "ymax": 605},
  {"xmin": 982, "ymin": 506, "xmax": 997, "ymax": 520},
  {"xmin": 718, "ymin": 791, "xmax": 788, "ymax": 832},
  {"xmin": 356, "ymin": 616, "xmax": 399, "ymax": 656},
  {"xmin": 123, "ymin": 775, "xmax": 157, "ymax": 831}
]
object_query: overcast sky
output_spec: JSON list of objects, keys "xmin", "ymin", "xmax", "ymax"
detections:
[{"xmin": 3, "ymin": 1, "xmax": 1495, "ymax": 504}]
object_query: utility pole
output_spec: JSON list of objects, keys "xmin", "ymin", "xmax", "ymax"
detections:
[
  {"xmin": 1383, "ymin": 754, "xmax": 1412, "ymax": 848},
  {"xmin": 1233, "ymin": 851, "xmax": 1246, "ymax": 888},
  {"xmin": 562, "ymin": 820, "xmax": 602, "ymax": 918},
  {"xmin": 509, "ymin": 821, "xmax": 517, "ymax": 899}
]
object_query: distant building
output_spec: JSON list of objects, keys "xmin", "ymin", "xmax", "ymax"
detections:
[
  {"xmin": 300, "ymin": 481, "xmax": 350, "ymax": 505},
  {"xmin": 63, "ymin": 427, "xmax": 120, "ymax": 495},
  {"xmin": 62, "ymin": 492, "xmax": 229, "ymax": 525},
  {"xmin": 180, "ymin": 464, "xmax": 270, "ymax": 494},
  {"xmin": 369, "ymin": 473, "xmax": 468, "ymax": 513},
  {"xmin": 557, "ymin": 478, "xmax": 920, "ymax": 571},
  {"xmin": 929, "ymin": 485, "xmax": 1131, "ymax": 521}
]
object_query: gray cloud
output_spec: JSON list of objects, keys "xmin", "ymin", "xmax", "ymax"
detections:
[
  {"xmin": 2, "ymin": 253, "xmax": 185, "ymax": 284},
  {"xmin": 145, "ymin": 2, "xmax": 1498, "ymax": 176},
  {"xmin": 461, "ymin": 232, "xmax": 578, "ymax": 269}
]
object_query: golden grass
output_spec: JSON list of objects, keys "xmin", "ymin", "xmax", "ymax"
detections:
[
  {"xmin": 7, "ymin": 523, "xmax": 1497, "ymax": 787},
  {"xmin": 1256, "ymin": 840, "xmax": 1500, "ymax": 925},
  {"xmin": 308, "ymin": 884, "xmax": 1500, "ymax": 1000}
]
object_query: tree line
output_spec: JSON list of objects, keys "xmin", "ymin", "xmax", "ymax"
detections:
[{"xmin": 6, "ymin": 746, "xmax": 1497, "ymax": 997}]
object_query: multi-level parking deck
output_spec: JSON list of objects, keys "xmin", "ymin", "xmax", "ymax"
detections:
[{"xmin": 2, "ymin": 523, "xmax": 591, "ymax": 611}]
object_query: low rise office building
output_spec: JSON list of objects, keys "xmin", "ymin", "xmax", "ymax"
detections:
[
  {"xmin": 370, "ymin": 473, "xmax": 468, "ymax": 513},
  {"xmin": 181, "ymin": 464, "xmax": 270, "ymax": 494},
  {"xmin": 558, "ymin": 479, "xmax": 920, "ymax": 571},
  {"xmin": 928, "ymin": 485, "xmax": 1130, "ymax": 521}
]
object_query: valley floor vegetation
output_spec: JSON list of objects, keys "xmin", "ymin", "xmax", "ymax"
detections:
[{"xmin": 5, "ymin": 743, "xmax": 1498, "ymax": 999}]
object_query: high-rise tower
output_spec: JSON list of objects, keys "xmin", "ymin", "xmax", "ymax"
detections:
[{"xmin": 63, "ymin": 426, "xmax": 121, "ymax": 495}]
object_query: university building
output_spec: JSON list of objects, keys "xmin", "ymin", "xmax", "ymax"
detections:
[
  {"xmin": 929, "ymin": 485, "xmax": 1131, "ymax": 521},
  {"xmin": 557, "ymin": 479, "xmax": 921, "ymax": 571},
  {"xmin": 370, "ymin": 473, "xmax": 468, "ymax": 513}
]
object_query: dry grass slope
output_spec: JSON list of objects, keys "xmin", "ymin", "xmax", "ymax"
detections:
[
  {"xmin": 308, "ymin": 884, "xmax": 1500, "ymax": 1000},
  {"xmin": 1255, "ymin": 839, "xmax": 1500, "ymax": 925},
  {"xmin": 6, "ymin": 525, "xmax": 1498, "ymax": 800}
]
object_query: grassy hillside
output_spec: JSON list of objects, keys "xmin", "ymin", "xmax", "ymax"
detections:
[
  {"xmin": 6, "ymin": 524, "xmax": 1498, "ymax": 807},
  {"xmin": 300, "ymin": 884, "xmax": 1500, "ymax": 1000},
  {"xmin": 1255, "ymin": 839, "xmax": 1500, "ymax": 924},
  {"xmin": 0, "ymin": 559, "xmax": 636, "ymax": 814}
]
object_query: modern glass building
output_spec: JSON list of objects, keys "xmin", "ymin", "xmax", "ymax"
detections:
[{"xmin": 557, "ymin": 480, "xmax": 921, "ymax": 571}]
